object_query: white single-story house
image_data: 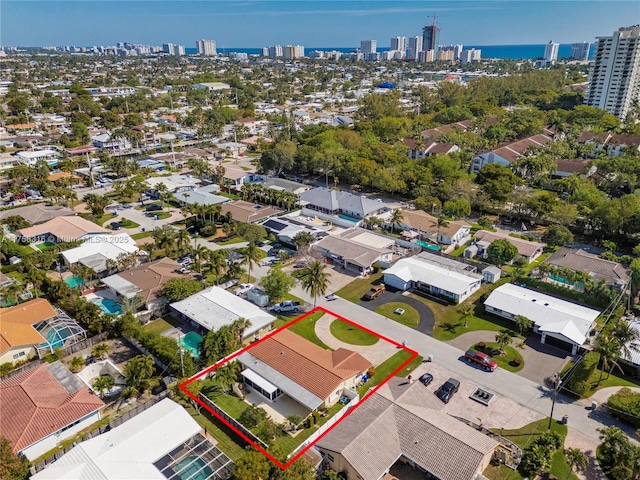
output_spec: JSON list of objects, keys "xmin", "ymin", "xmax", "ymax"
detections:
[
  {"xmin": 192, "ymin": 82, "xmax": 232, "ymax": 91},
  {"xmin": 384, "ymin": 252, "xmax": 482, "ymax": 304},
  {"xmin": 314, "ymin": 228, "xmax": 395, "ymax": 274},
  {"xmin": 15, "ymin": 149, "xmax": 61, "ymax": 167},
  {"xmin": 237, "ymin": 329, "xmax": 371, "ymax": 410},
  {"xmin": 0, "ymin": 361, "xmax": 104, "ymax": 461},
  {"xmin": 173, "ymin": 184, "xmax": 230, "ymax": 206},
  {"xmin": 261, "ymin": 215, "xmax": 330, "ymax": 246},
  {"xmin": 300, "ymin": 187, "xmax": 389, "ymax": 220},
  {"xmin": 60, "ymin": 233, "xmax": 142, "ymax": 274},
  {"xmin": 91, "ymin": 133, "xmax": 132, "ymax": 153},
  {"xmin": 16, "ymin": 215, "xmax": 109, "ymax": 243},
  {"xmin": 484, "ymin": 283, "xmax": 600, "ymax": 354},
  {"xmin": 145, "ymin": 174, "xmax": 202, "ymax": 195},
  {"xmin": 171, "ymin": 286, "xmax": 276, "ymax": 340},
  {"xmin": 30, "ymin": 398, "xmax": 234, "ymax": 480}
]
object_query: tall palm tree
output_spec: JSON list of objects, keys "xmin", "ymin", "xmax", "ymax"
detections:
[
  {"xmin": 105, "ymin": 258, "xmax": 118, "ymax": 274},
  {"xmin": 92, "ymin": 343, "xmax": 111, "ymax": 359},
  {"xmin": 92, "ymin": 375, "xmax": 115, "ymax": 399},
  {"xmin": 390, "ymin": 208, "xmax": 404, "ymax": 234},
  {"xmin": 515, "ymin": 315, "xmax": 533, "ymax": 334},
  {"xmin": 612, "ymin": 320, "xmax": 640, "ymax": 364},
  {"xmin": 193, "ymin": 244, "xmax": 209, "ymax": 274},
  {"xmin": 564, "ymin": 448, "xmax": 588, "ymax": 480},
  {"xmin": 298, "ymin": 260, "xmax": 329, "ymax": 307},
  {"xmin": 231, "ymin": 317, "xmax": 252, "ymax": 344},
  {"xmin": 457, "ymin": 305, "xmax": 474, "ymax": 328},
  {"xmin": 119, "ymin": 295, "xmax": 144, "ymax": 315},
  {"xmin": 209, "ymin": 250, "xmax": 228, "ymax": 285},
  {"xmin": 594, "ymin": 334, "xmax": 622, "ymax": 387},
  {"xmin": 436, "ymin": 216, "xmax": 450, "ymax": 246},
  {"xmin": 240, "ymin": 243, "xmax": 262, "ymax": 282},
  {"xmin": 495, "ymin": 330, "xmax": 512, "ymax": 355},
  {"xmin": 1, "ymin": 281, "xmax": 23, "ymax": 306}
]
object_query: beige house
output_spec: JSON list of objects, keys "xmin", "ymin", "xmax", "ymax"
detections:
[
  {"xmin": 473, "ymin": 230, "xmax": 545, "ymax": 264},
  {"xmin": 316, "ymin": 376, "xmax": 499, "ymax": 480},
  {"xmin": 238, "ymin": 329, "xmax": 371, "ymax": 410}
]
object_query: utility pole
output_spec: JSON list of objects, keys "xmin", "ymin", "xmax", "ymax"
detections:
[{"xmin": 548, "ymin": 372, "xmax": 563, "ymax": 429}]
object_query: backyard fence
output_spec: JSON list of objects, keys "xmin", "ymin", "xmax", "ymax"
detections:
[
  {"xmin": 59, "ymin": 332, "xmax": 109, "ymax": 358},
  {"xmin": 198, "ymin": 392, "xmax": 270, "ymax": 450},
  {"xmin": 0, "ymin": 359, "xmax": 43, "ymax": 380},
  {"xmin": 29, "ymin": 390, "xmax": 171, "ymax": 475}
]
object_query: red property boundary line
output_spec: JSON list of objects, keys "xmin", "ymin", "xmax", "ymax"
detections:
[{"xmin": 179, "ymin": 305, "xmax": 418, "ymax": 470}]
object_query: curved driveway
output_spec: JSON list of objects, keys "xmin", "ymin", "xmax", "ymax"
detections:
[{"xmin": 357, "ymin": 290, "xmax": 435, "ymax": 336}]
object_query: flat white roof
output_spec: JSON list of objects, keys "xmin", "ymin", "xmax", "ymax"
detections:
[
  {"xmin": 484, "ymin": 283, "xmax": 600, "ymax": 345},
  {"xmin": 31, "ymin": 399, "xmax": 200, "ymax": 480},
  {"xmin": 146, "ymin": 175, "xmax": 201, "ymax": 192},
  {"xmin": 171, "ymin": 286, "xmax": 275, "ymax": 337},
  {"xmin": 242, "ymin": 368, "xmax": 278, "ymax": 394},
  {"xmin": 61, "ymin": 234, "xmax": 138, "ymax": 268},
  {"xmin": 16, "ymin": 149, "xmax": 60, "ymax": 159},
  {"xmin": 384, "ymin": 256, "xmax": 482, "ymax": 296}
]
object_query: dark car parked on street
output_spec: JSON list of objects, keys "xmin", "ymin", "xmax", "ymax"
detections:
[{"xmin": 145, "ymin": 204, "xmax": 163, "ymax": 212}]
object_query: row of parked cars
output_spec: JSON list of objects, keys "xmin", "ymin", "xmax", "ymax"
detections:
[{"xmin": 418, "ymin": 373, "xmax": 461, "ymax": 404}]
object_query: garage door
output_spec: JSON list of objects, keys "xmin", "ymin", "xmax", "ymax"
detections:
[{"xmin": 543, "ymin": 334, "xmax": 574, "ymax": 352}]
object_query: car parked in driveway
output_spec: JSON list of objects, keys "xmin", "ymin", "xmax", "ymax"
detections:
[
  {"xmin": 419, "ymin": 373, "xmax": 433, "ymax": 386},
  {"xmin": 145, "ymin": 204, "xmax": 163, "ymax": 212},
  {"xmin": 234, "ymin": 283, "xmax": 254, "ymax": 295},
  {"xmin": 436, "ymin": 378, "xmax": 460, "ymax": 404},
  {"xmin": 110, "ymin": 222, "xmax": 121, "ymax": 230},
  {"xmin": 364, "ymin": 284, "xmax": 385, "ymax": 300}
]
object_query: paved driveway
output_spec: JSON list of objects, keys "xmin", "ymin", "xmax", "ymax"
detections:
[
  {"xmin": 357, "ymin": 289, "xmax": 435, "ymax": 336},
  {"xmin": 447, "ymin": 330, "xmax": 570, "ymax": 385}
]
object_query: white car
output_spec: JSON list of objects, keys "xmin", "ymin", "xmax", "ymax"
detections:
[{"xmin": 234, "ymin": 283, "xmax": 254, "ymax": 295}]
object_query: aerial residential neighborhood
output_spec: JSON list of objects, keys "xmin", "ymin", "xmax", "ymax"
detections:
[{"xmin": 1, "ymin": 4, "xmax": 640, "ymax": 480}]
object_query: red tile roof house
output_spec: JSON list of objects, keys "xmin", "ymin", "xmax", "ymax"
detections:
[
  {"xmin": 0, "ymin": 361, "xmax": 104, "ymax": 460},
  {"xmin": 237, "ymin": 329, "xmax": 372, "ymax": 411}
]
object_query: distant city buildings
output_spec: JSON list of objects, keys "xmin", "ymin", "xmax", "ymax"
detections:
[
  {"xmin": 585, "ymin": 25, "xmax": 640, "ymax": 119},
  {"xmin": 570, "ymin": 41, "xmax": 591, "ymax": 61},
  {"xmin": 196, "ymin": 39, "xmax": 216, "ymax": 56},
  {"xmin": 408, "ymin": 36, "xmax": 422, "ymax": 60},
  {"xmin": 162, "ymin": 43, "xmax": 185, "ymax": 55},
  {"xmin": 460, "ymin": 48, "xmax": 482, "ymax": 63},
  {"xmin": 544, "ymin": 40, "xmax": 559, "ymax": 64},
  {"xmin": 283, "ymin": 45, "xmax": 304, "ymax": 59},
  {"xmin": 263, "ymin": 45, "xmax": 283, "ymax": 57},
  {"xmin": 360, "ymin": 39, "xmax": 377, "ymax": 54},
  {"xmin": 418, "ymin": 49, "xmax": 435, "ymax": 63},
  {"xmin": 438, "ymin": 44, "xmax": 463, "ymax": 62},
  {"xmin": 390, "ymin": 36, "xmax": 406, "ymax": 58},
  {"xmin": 422, "ymin": 19, "xmax": 440, "ymax": 52}
]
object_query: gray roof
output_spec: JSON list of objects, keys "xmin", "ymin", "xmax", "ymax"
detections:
[
  {"xmin": 0, "ymin": 204, "xmax": 75, "ymax": 225},
  {"xmin": 299, "ymin": 187, "xmax": 387, "ymax": 217},
  {"xmin": 237, "ymin": 352, "xmax": 324, "ymax": 410},
  {"xmin": 170, "ymin": 286, "xmax": 275, "ymax": 337},
  {"xmin": 545, "ymin": 247, "xmax": 629, "ymax": 287},
  {"xmin": 316, "ymin": 377, "xmax": 498, "ymax": 480},
  {"xmin": 101, "ymin": 275, "xmax": 141, "ymax": 299},
  {"xmin": 174, "ymin": 185, "xmax": 229, "ymax": 206},
  {"xmin": 261, "ymin": 178, "xmax": 310, "ymax": 193},
  {"xmin": 314, "ymin": 235, "xmax": 387, "ymax": 268}
]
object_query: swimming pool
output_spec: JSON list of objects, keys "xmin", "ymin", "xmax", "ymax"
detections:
[
  {"xmin": 415, "ymin": 240, "xmax": 440, "ymax": 251},
  {"xmin": 64, "ymin": 275, "xmax": 84, "ymax": 288},
  {"xmin": 40, "ymin": 327, "xmax": 70, "ymax": 350},
  {"xmin": 174, "ymin": 455, "xmax": 214, "ymax": 480},
  {"xmin": 179, "ymin": 332, "xmax": 203, "ymax": 359},
  {"xmin": 92, "ymin": 298, "xmax": 122, "ymax": 315},
  {"xmin": 337, "ymin": 214, "xmax": 359, "ymax": 223}
]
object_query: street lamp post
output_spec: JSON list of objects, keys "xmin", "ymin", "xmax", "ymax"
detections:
[{"xmin": 548, "ymin": 373, "xmax": 562, "ymax": 429}]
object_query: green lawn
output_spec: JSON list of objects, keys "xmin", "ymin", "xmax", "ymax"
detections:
[
  {"xmin": 119, "ymin": 218, "xmax": 140, "ymax": 229},
  {"xmin": 216, "ymin": 236, "xmax": 246, "ymax": 245},
  {"xmin": 142, "ymin": 315, "xmax": 182, "ymax": 334},
  {"xmin": 131, "ymin": 231, "xmax": 154, "ymax": 240},
  {"xmin": 358, "ymin": 350, "xmax": 422, "ymax": 397},
  {"xmin": 559, "ymin": 362, "xmax": 640, "ymax": 397},
  {"xmin": 450, "ymin": 241, "xmax": 471, "ymax": 257},
  {"xmin": 375, "ymin": 302, "xmax": 420, "ymax": 328},
  {"xmin": 470, "ymin": 342, "xmax": 524, "ymax": 373},
  {"xmin": 214, "ymin": 393, "xmax": 250, "ymax": 419},
  {"xmin": 484, "ymin": 419, "xmax": 578, "ymax": 480},
  {"xmin": 147, "ymin": 211, "xmax": 172, "ymax": 220},
  {"xmin": 273, "ymin": 311, "xmax": 332, "ymax": 350},
  {"xmin": 272, "ymin": 401, "xmax": 344, "ymax": 453},
  {"xmin": 330, "ymin": 319, "xmax": 379, "ymax": 346},
  {"xmin": 35, "ymin": 241, "xmax": 56, "ymax": 250},
  {"xmin": 335, "ymin": 272, "xmax": 384, "ymax": 303},
  {"xmin": 410, "ymin": 292, "xmax": 520, "ymax": 342},
  {"xmin": 219, "ymin": 191, "xmax": 241, "ymax": 200}
]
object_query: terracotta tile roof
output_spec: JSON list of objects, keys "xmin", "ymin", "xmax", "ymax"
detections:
[
  {"xmin": 17, "ymin": 216, "xmax": 108, "ymax": 241},
  {"xmin": 0, "ymin": 299, "xmax": 57, "ymax": 354},
  {"xmin": 577, "ymin": 132, "xmax": 611, "ymax": 144},
  {"xmin": 0, "ymin": 363, "xmax": 104, "ymax": 453},
  {"xmin": 249, "ymin": 329, "xmax": 371, "ymax": 400}
]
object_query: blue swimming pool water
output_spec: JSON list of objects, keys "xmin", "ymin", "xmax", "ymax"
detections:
[
  {"xmin": 415, "ymin": 240, "xmax": 440, "ymax": 251},
  {"xmin": 40, "ymin": 327, "xmax": 70, "ymax": 349},
  {"xmin": 64, "ymin": 275, "xmax": 84, "ymax": 288},
  {"xmin": 92, "ymin": 298, "xmax": 122, "ymax": 315},
  {"xmin": 337, "ymin": 214, "xmax": 359, "ymax": 223},
  {"xmin": 179, "ymin": 332, "xmax": 203, "ymax": 359},
  {"xmin": 174, "ymin": 455, "xmax": 214, "ymax": 480}
]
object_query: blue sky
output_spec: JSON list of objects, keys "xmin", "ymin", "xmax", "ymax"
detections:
[{"xmin": 2, "ymin": 1, "xmax": 639, "ymax": 47}]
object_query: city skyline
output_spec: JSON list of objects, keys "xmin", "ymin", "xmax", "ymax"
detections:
[{"xmin": 2, "ymin": 1, "xmax": 639, "ymax": 48}]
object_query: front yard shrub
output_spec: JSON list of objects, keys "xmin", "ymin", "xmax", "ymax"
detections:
[
  {"xmin": 566, "ymin": 351, "xmax": 599, "ymax": 396},
  {"xmin": 607, "ymin": 387, "xmax": 640, "ymax": 427}
]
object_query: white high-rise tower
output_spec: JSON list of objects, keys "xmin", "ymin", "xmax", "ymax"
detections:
[
  {"xmin": 408, "ymin": 36, "xmax": 423, "ymax": 60},
  {"xmin": 196, "ymin": 39, "xmax": 217, "ymax": 56}
]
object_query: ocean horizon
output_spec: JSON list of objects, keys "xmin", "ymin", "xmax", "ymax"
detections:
[{"xmin": 186, "ymin": 43, "xmax": 595, "ymax": 60}]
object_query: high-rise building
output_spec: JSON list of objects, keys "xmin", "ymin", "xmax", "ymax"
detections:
[
  {"xmin": 162, "ymin": 43, "xmax": 185, "ymax": 56},
  {"xmin": 360, "ymin": 40, "xmax": 377, "ymax": 54},
  {"xmin": 196, "ymin": 39, "xmax": 217, "ymax": 56},
  {"xmin": 261, "ymin": 47, "xmax": 269, "ymax": 56},
  {"xmin": 267, "ymin": 45, "xmax": 283, "ymax": 57},
  {"xmin": 585, "ymin": 26, "xmax": 640, "ymax": 119},
  {"xmin": 284, "ymin": 45, "xmax": 304, "ymax": 59},
  {"xmin": 460, "ymin": 48, "xmax": 482, "ymax": 63},
  {"xmin": 422, "ymin": 17, "xmax": 440, "ymax": 52},
  {"xmin": 570, "ymin": 42, "xmax": 591, "ymax": 61},
  {"xmin": 390, "ymin": 36, "xmax": 407, "ymax": 57},
  {"xmin": 438, "ymin": 45, "xmax": 463, "ymax": 61},
  {"xmin": 544, "ymin": 41, "xmax": 560, "ymax": 63},
  {"xmin": 436, "ymin": 49, "xmax": 455, "ymax": 62},
  {"xmin": 418, "ymin": 50, "xmax": 435, "ymax": 63},
  {"xmin": 408, "ymin": 36, "xmax": 423, "ymax": 60}
]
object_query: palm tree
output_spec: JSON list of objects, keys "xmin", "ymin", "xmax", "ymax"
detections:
[
  {"xmin": 68, "ymin": 356, "xmax": 86, "ymax": 373},
  {"xmin": 239, "ymin": 243, "xmax": 262, "ymax": 282},
  {"xmin": 105, "ymin": 258, "xmax": 118, "ymax": 274},
  {"xmin": 119, "ymin": 295, "xmax": 144, "ymax": 315},
  {"xmin": 594, "ymin": 334, "xmax": 622, "ymax": 387},
  {"xmin": 515, "ymin": 315, "xmax": 533, "ymax": 334},
  {"xmin": 193, "ymin": 244, "xmax": 209, "ymax": 274},
  {"xmin": 23, "ymin": 266, "xmax": 46, "ymax": 298},
  {"xmin": 216, "ymin": 363, "xmax": 240, "ymax": 392},
  {"xmin": 390, "ymin": 208, "xmax": 404, "ymax": 233},
  {"xmin": 612, "ymin": 320, "xmax": 640, "ymax": 364},
  {"xmin": 123, "ymin": 355, "xmax": 155, "ymax": 397},
  {"xmin": 564, "ymin": 448, "xmax": 588, "ymax": 480},
  {"xmin": 457, "ymin": 305, "xmax": 474, "ymax": 328},
  {"xmin": 92, "ymin": 343, "xmax": 111, "ymax": 359},
  {"xmin": 231, "ymin": 317, "xmax": 252, "ymax": 344},
  {"xmin": 436, "ymin": 216, "xmax": 450, "ymax": 245},
  {"xmin": 298, "ymin": 260, "xmax": 329, "ymax": 307},
  {"xmin": 495, "ymin": 330, "xmax": 512, "ymax": 355},
  {"xmin": 293, "ymin": 231, "xmax": 314, "ymax": 255},
  {"xmin": 1, "ymin": 281, "xmax": 23, "ymax": 306},
  {"xmin": 92, "ymin": 375, "xmax": 115, "ymax": 399},
  {"xmin": 176, "ymin": 229, "xmax": 191, "ymax": 256},
  {"xmin": 226, "ymin": 260, "xmax": 245, "ymax": 281}
]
